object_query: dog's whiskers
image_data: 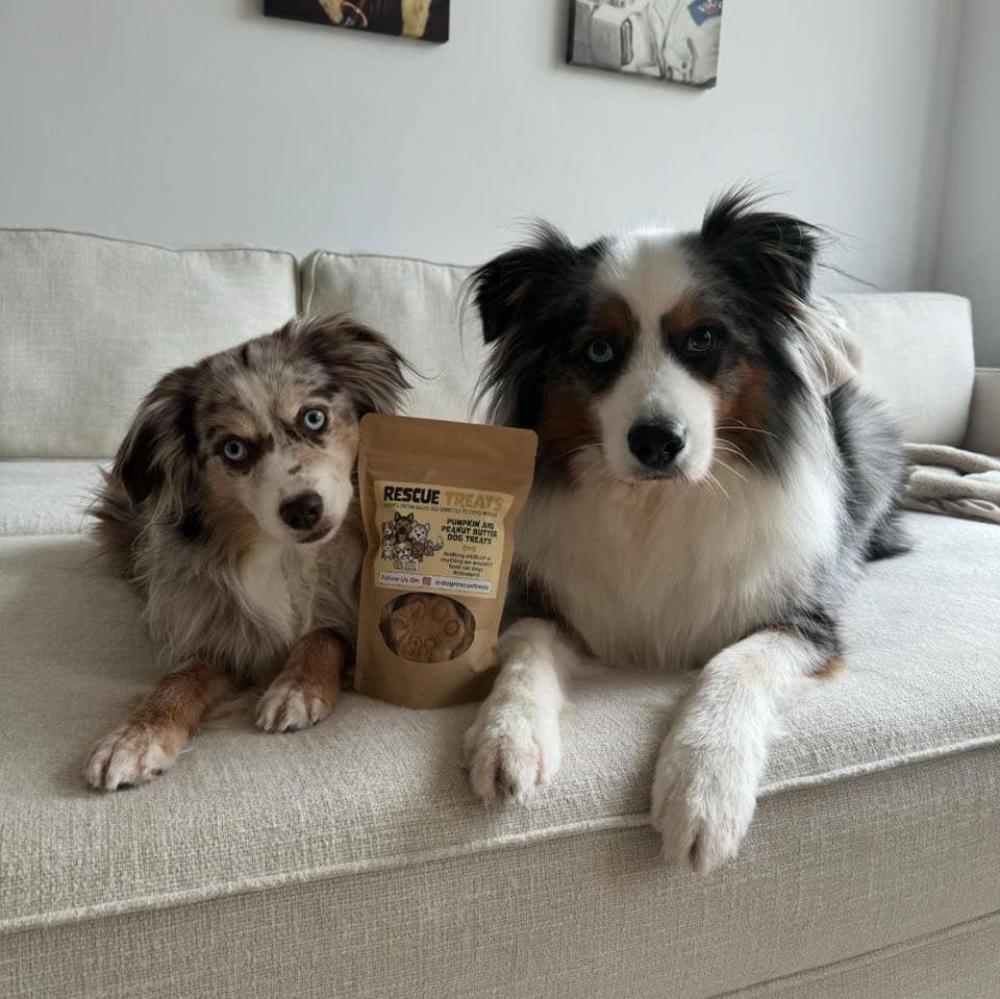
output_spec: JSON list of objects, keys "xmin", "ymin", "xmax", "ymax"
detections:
[
  {"xmin": 717, "ymin": 422, "xmax": 778, "ymax": 440},
  {"xmin": 700, "ymin": 468, "xmax": 731, "ymax": 503},
  {"xmin": 545, "ymin": 442, "xmax": 605, "ymax": 465},
  {"xmin": 712, "ymin": 452, "xmax": 749, "ymax": 485},
  {"xmin": 714, "ymin": 440, "xmax": 754, "ymax": 469}
]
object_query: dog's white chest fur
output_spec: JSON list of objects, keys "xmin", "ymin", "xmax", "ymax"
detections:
[
  {"xmin": 517, "ymin": 454, "xmax": 840, "ymax": 671},
  {"xmin": 237, "ymin": 545, "xmax": 314, "ymax": 644}
]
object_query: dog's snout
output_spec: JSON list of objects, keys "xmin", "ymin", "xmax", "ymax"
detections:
[
  {"xmin": 279, "ymin": 491, "xmax": 324, "ymax": 531},
  {"xmin": 627, "ymin": 420, "xmax": 687, "ymax": 470}
]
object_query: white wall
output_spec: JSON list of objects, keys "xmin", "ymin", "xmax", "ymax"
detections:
[
  {"xmin": 933, "ymin": 0, "xmax": 1000, "ymax": 366},
  {"xmin": 0, "ymin": 1, "xmax": 958, "ymax": 292}
]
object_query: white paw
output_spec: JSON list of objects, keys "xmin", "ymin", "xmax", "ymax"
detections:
[
  {"xmin": 84, "ymin": 723, "xmax": 182, "ymax": 791},
  {"xmin": 255, "ymin": 680, "xmax": 333, "ymax": 733},
  {"xmin": 463, "ymin": 702, "xmax": 561, "ymax": 805},
  {"xmin": 650, "ymin": 736, "xmax": 760, "ymax": 873}
]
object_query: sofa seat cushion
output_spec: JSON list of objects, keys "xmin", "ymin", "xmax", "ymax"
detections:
[
  {"xmin": 0, "ymin": 229, "xmax": 299, "ymax": 458},
  {"xmin": 301, "ymin": 250, "xmax": 485, "ymax": 423},
  {"xmin": 0, "ymin": 460, "xmax": 105, "ymax": 536},
  {"xmin": 2, "ymin": 513, "xmax": 1000, "ymax": 998}
]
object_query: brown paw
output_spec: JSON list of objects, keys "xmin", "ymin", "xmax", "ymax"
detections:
[
  {"xmin": 84, "ymin": 722, "xmax": 184, "ymax": 791},
  {"xmin": 255, "ymin": 679, "xmax": 335, "ymax": 733}
]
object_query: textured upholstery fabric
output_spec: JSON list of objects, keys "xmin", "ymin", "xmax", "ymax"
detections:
[
  {"xmin": 965, "ymin": 367, "xmax": 1000, "ymax": 457},
  {"xmin": 301, "ymin": 250, "xmax": 486, "ymax": 422},
  {"xmin": 0, "ymin": 460, "xmax": 105, "ymax": 536},
  {"xmin": 824, "ymin": 293, "xmax": 975, "ymax": 445},
  {"xmin": 0, "ymin": 233, "xmax": 993, "ymax": 996},
  {"xmin": 4, "ymin": 766, "xmax": 1000, "ymax": 999},
  {"xmin": 738, "ymin": 914, "xmax": 1000, "ymax": 999},
  {"xmin": 0, "ymin": 229, "xmax": 299, "ymax": 458},
  {"xmin": 3, "ymin": 513, "xmax": 1000, "ymax": 997}
]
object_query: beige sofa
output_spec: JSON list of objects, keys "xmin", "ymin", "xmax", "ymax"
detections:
[{"xmin": 1, "ymin": 228, "xmax": 999, "ymax": 999}]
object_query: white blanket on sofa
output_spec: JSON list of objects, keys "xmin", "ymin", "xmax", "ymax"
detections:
[{"xmin": 902, "ymin": 443, "xmax": 1000, "ymax": 525}]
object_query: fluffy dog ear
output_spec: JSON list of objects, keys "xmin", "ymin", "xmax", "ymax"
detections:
[
  {"xmin": 469, "ymin": 223, "xmax": 605, "ymax": 344},
  {"xmin": 114, "ymin": 365, "xmax": 200, "ymax": 513},
  {"xmin": 296, "ymin": 314, "xmax": 411, "ymax": 416},
  {"xmin": 800, "ymin": 300, "xmax": 862, "ymax": 393},
  {"xmin": 700, "ymin": 188, "xmax": 821, "ymax": 306},
  {"xmin": 469, "ymin": 224, "xmax": 608, "ymax": 426}
]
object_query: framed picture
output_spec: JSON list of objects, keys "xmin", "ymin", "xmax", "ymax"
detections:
[
  {"xmin": 568, "ymin": 0, "xmax": 723, "ymax": 88},
  {"xmin": 264, "ymin": 0, "xmax": 450, "ymax": 43}
]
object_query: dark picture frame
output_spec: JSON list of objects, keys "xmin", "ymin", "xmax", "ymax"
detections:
[
  {"xmin": 568, "ymin": 0, "xmax": 723, "ymax": 88},
  {"xmin": 264, "ymin": 0, "xmax": 450, "ymax": 44}
]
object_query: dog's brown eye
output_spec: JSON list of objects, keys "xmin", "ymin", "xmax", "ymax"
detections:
[
  {"xmin": 685, "ymin": 328, "xmax": 717, "ymax": 354},
  {"xmin": 301, "ymin": 408, "xmax": 326, "ymax": 432},
  {"xmin": 222, "ymin": 439, "xmax": 248, "ymax": 463}
]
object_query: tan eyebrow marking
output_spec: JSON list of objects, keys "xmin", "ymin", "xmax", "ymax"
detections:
[
  {"xmin": 591, "ymin": 294, "xmax": 639, "ymax": 342},
  {"xmin": 660, "ymin": 294, "xmax": 714, "ymax": 344}
]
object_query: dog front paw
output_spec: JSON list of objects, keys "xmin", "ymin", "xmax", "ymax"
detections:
[
  {"xmin": 85, "ymin": 722, "xmax": 184, "ymax": 791},
  {"xmin": 463, "ymin": 703, "xmax": 561, "ymax": 805},
  {"xmin": 650, "ymin": 736, "xmax": 759, "ymax": 873},
  {"xmin": 255, "ymin": 678, "xmax": 334, "ymax": 733}
]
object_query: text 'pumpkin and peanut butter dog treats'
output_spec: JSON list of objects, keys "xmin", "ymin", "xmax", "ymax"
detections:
[{"xmin": 356, "ymin": 414, "xmax": 537, "ymax": 709}]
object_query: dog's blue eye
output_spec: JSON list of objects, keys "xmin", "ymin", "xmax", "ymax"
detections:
[
  {"xmin": 222, "ymin": 439, "xmax": 248, "ymax": 462},
  {"xmin": 685, "ymin": 329, "xmax": 717, "ymax": 353},
  {"xmin": 586, "ymin": 339, "xmax": 614, "ymax": 364},
  {"xmin": 302, "ymin": 408, "xmax": 326, "ymax": 431}
]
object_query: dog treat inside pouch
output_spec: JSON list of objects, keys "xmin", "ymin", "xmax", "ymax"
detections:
[{"xmin": 356, "ymin": 414, "xmax": 537, "ymax": 708}]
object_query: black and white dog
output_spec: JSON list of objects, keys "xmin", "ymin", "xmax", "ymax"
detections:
[{"xmin": 463, "ymin": 191, "xmax": 908, "ymax": 871}]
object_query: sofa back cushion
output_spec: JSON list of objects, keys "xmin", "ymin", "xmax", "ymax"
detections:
[
  {"xmin": 1, "ymin": 232, "xmax": 975, "ymax": 456},
  {"xmin": 301, "ymin": 250, "xmax": 485, "ymax": 423},
  {"xmin": 0, "ymin": 229, "xmax": 298, "ymax": 457},
  {"xmin": 825, "ymin": 293, "xmax": 974, "ymax": 445}
]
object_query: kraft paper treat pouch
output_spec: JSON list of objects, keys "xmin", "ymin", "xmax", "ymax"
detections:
[{"xmin": 356, "ymin": 414, "xmax": 537, "ymax": 709}]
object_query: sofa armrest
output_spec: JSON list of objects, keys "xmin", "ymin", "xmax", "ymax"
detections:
[{"xmin": 964, "ymin": 368, "xmax": 1000, "ymax": 457}]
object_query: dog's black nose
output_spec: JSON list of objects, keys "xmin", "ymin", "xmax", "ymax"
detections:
[
  {"xmin": 279, "ymin": 491, "xmax": 323, "ymax": 531},
  {"xmin": 627, "ymin": 420, "xmax": 687, "ymax": 470}
]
